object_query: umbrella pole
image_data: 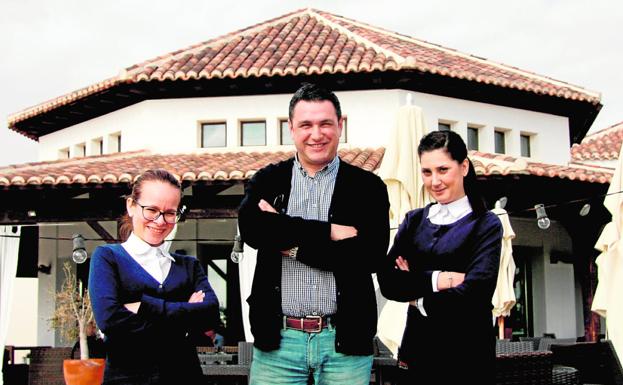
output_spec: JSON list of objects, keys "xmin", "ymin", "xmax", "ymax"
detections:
[{"xmin": 498, "ymin": 317, "xmax": 505, "ymax": 339}]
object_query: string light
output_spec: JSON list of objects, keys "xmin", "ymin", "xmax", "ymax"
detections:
[
  {"xmin": 495, "ymin": 197, "xmax": 508, "ymax": 209},
  {"xmin": 579, "ymin": 203, "xmax": 591, "ymax": 217},
  {"xmin": 71, "ymin": 234, "xmax": 88, "ymax": 264},
  {"xmin": 534, "ymin": 204, "xmax": 551, "ymax": 230},
  {"xmin": 230, "ymin": 234, "xmax": 244, "ymax": 263},
  {"xmin": 1, "ymin": 189, "xmax": 622, "ymax": 240}
]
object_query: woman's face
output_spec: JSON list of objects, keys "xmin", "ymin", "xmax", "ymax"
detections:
[
  {"xmin": 126, "ymin": 180, "xmax": 180, "ymax": 246},
  {"xmin": 420, "ymin": 148, "xmax": 469, "ymax": 204}
]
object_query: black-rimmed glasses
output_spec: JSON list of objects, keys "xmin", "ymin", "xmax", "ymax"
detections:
[{"xmin": 134, "ymin": 201, "xmax": 181, "ymax": 224}]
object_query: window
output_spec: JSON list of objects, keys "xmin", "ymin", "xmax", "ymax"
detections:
[
  {"xmin": 438, "ymin": 122, "xmax": 451, "ymax": 131},
  {"xmin": 279, "ymin": 119, "xmax": 293, "ymax": 145},
  {"xmin": 108, "ymin": 132, "xmax": 122, "ymax": 153},
  {"xmin": 520, "ymin": 134, "xmax": 531, "ymax": 157},
  {"xmin": 467, "ymin": 127, "xmax": 479, "ymax": 151},
  {"xmin": 90, "ymin": 138, "xmax": 103, "ymax": 156},
  {"xmin": 73, "ymin": 143, "xmax": 86, "ymax": 158},
  {"xmin": 241, "ymin": 121, "xmax": 266, "ymax": 146},
  {"xmin": 494, "ymin": 131, "xmax": 506, "ymax": 154},
  {"xmin": 58, "ymin": 148, "xmax": 70, "ymax": 159},
  {"xmin": 201, "ymin": 122, "xmax": 227, "ymax": 148}
]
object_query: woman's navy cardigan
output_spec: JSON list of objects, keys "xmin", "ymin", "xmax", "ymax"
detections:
[{"xmin": 89, "ymin": 243, "xmax": 219, "ymax": 382}]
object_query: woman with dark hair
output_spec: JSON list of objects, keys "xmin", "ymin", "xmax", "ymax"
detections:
[
  {"xmin": 378, "ymin": 131, "xmax": 502, "ymax": 384},
  {"xmin": 89, "ymin": 169, "xmax": 220, "ymax": 385}
]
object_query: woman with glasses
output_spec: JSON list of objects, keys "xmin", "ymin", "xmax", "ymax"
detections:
[{"xmin": 89, "ymin": 169, "xmax": 220, "ymax": 385}]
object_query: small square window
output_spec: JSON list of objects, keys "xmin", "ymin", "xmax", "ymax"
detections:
[
  {"xmin": 58, "ymin": 148, "xmax": 70, "ymax": 159},
  {"xmin": 73, "ymin": 143, "xmax": 86, "ymax": 158},
  {"xmin": 494, "ymin": 131, "xmax": 506, "ymax": 154},
  {"xmin": 108, "ymin": 132, "xmax": 122, "ymax": 153},
  {"xmin": 467, "ymin": 127, "xmax": 479, "ymax": 151},
  {"xmin": 201, "ymin": 123, "xmax": 227, "ymax": 148},
  {"xmin": 241, "ymin": 121, "xmax": 266, "ymax": 146},
  {"xmin": 521, "ymin": 134, "xmax": 531, "ymax": 157},
  {"xmin": 280, "ymin": 119, "xmax": 293, "ymax": 145},
  {"xmin": 438, "ymin": 122, "xmax": 451, "ymax": 132},
  {"xmin": 90, "ymin": 138, "xmax": 103, "ymax": 156}
]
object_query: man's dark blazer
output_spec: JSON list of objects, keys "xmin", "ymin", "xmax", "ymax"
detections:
[{"xmin": 238, "ymin": 157, "xmax": 389, "ymax": 355}]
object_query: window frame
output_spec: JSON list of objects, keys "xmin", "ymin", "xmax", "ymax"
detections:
[
  {"xmin": 467, "ymin": 125, "xmax": 480, "ymax": 151},
  {"xmin": 90, "ymin": 137, "xmax": 103, "ymax": 156},
  {"xmin": 438, "ymin": 121, "xmax": 452, "ymax": 132},
  {"xmin": 520, "ymin": 134, "xmax": 532, "ymax": 157},
  {"xmin": 339, "ymin": 116, "xmax": 347, "ymax": 143},
  {"xmin": 73, "ymin": 143, "xmax": 86, "ymax": 158},
  {"xmin": 494, "ymin": 130, "xmax": 506, "ymax": 154},
  {"xmin": 240, "ymin": 120, "xmax": 267, "ymax": 147},
  {"xmin": 279, "ymin": 118, "xmax": 293, "ymax": 145},
  {"xmin": 58, "ymin": 147, "xmax": 70, "ymax": 160},
  {"xmin": 108, "ymin": 132, "xmax": 122, "ymax": 153},
  {"xmin": 200, "ymin": 121, "xmax": 228, "ymax": 148}
]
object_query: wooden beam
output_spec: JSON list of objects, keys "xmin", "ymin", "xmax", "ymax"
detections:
[{"xmin": 86, "ymin": 220, "xmax": 117, "ymax": 243}]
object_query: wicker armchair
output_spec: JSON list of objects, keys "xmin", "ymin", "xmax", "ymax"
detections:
[
  {"xmin": 520, "ymin": 336, "xmax": 543, "ymax": 351},
  {"xmin": 28, "ymin": 347, "xmax": 72, "ymax": 385},
  {"xmin": 495, "ymin": 350, "xmax": 553, "ymax": 385},
  {"xmin": 537, "ymin": 338, "xmax": 576, "ymax": 352},
  {"xmin": 198, "ymin": 342, "xmax": 252, "ymax": 384},
  {"xmin": 550, "ymin": 340, "xmax": 623, "ymax": 385},
  {"xmin": 496, "ymin": 340, "xmax": 535, "ymax": 355}
]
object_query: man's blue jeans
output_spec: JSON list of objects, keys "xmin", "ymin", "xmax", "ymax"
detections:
[{"xmin": 249, "ymin": 326, "xmax": 373, "ymax": 385}]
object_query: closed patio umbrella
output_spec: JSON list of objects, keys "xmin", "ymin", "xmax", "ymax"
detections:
[
  {"xmin": 377, "ymin": 98, "xmax": 429, "ymax": 357},
  {"xmin": 491, "ymin": 204, "xmax": 517, "ymax": 339},
  {"xmin": 592, "ymin": 145, "xmax": 623, "ymax": 359}
]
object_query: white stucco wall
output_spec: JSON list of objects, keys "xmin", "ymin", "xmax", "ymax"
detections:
[
  {"xmin": 5, "ymin": 278, "xmax": 38, "ymax": 362},
  {"xmin": 38, "ymin": 89, "xmax": 571, "ymax": 165},
  {"xmin": 511, "ymin": 217, "xmax": 580, "ymax": 338}
]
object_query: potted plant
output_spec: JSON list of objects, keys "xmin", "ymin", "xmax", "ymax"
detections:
[{"xmin": 50, "ymin": 261, "xmax": 104, "ymax": 385}]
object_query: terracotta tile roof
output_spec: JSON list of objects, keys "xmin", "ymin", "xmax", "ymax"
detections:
[
  {"xmin": 0, "ymin": 148, "xmax": 611, "ymax": 188},
  {"xmin": 571, "ymin": 121, "xmax": 623, "ymax": 162},
  {"xmin": 0, "ymin": 148, "xmax": 383, "ymax": 187},
  {"xmin": 469, "ymin": 151, "xmax": 612, "ymax": 184},
  {"xmin": 8, "ymin": 8, "xmax": 599, "ymax": 127}
]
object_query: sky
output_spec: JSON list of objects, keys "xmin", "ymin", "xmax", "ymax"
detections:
[{"xmin": 1, "ymin": 0, "xmax": 622, "ymax": 167}]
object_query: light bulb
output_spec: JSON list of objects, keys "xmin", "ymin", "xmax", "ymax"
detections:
[
  {"xmin": 496, "ymin": 197, "xmax": 508, "ymax": 209},
  {"xmin": 537, "ymin": 217, "xmax": 551, "ymax": 230},
  {"xmin": 72, "ymin": 249, "xmax": 88, "ymax": 264},
  {"xmin": 230, "ymin": 235, "xmax": 244, "ymax": 263},
  {"xmin": 230, "ymin": 251, "xmax": 242, "ymax": 263},
  {"xmin": 534, "ymin": 204, "xmax": 551, "ymax": 230},
  {"xmin": 71, "ymin": 234, "xmax": 88, "ymax": 263}
]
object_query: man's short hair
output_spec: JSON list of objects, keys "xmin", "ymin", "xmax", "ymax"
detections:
[{"xmin": 288, "ymin": 83, "xmax": 342, "ymax": 120}]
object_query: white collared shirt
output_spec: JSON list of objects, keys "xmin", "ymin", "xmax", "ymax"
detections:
[
  {"xmin": 122, "ymin": 233, "xmax": 175, "ymax": 284},
  {"xmin": 417, "ymin": 195, "xmax": 473, "ymax": 316},
  {"xmin": 427, "ymin": 195, "xmax": 472, "ymax": 225}
]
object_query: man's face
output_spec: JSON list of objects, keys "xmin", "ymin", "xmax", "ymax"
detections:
[{"xmin": 289, "ymin": 100, "xmax": 343, "ymax": 175}]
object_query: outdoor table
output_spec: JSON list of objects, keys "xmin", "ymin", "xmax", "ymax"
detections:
[{"xmin": 552, "ymin": 364, "xmax": 580, "ymax": 385}]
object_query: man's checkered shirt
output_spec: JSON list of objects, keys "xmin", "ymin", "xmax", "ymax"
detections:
[{"xmin": 281, "ymin": 155, "xmax": 340, "ymax": 317}]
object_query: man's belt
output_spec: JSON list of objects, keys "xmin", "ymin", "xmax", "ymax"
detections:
[{"xmin": 284, "ymin": 315, "xmax": 332, "ymax": 333}]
